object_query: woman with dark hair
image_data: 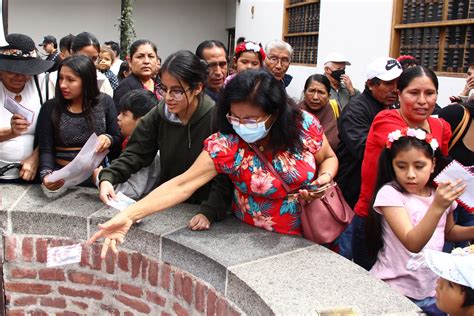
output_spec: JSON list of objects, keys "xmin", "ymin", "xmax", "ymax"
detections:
[
  {"xmin": 89, "ymin": 69, "xmax": 338, "ymax": 256},
  {"xmin": 48, "ymin": 32, "xmax": 115, "ymax": 98},
  {"xmin": 113, "ymin": 39, "xmax": 160, "ymax": 109},
  {"xmin": 98, "ymin": 50, "xmax": 230, "ymax": 231},
  {"xmin": 352, "ymin": 66, "xmax": 452, "ymax": 270},
  {"xmin": 37, "ymin": 55, "xmax": 120, "ymax": 191},
  {"xmin": 299, "ymin": 74, "xmax": 341, "ymax": 150},
  {"xmin": 117, "ymin": 60, "xmax": 131, "ymax": 82}
]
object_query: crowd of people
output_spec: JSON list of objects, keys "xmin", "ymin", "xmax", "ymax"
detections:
[{"xmin": 0, "ymin": 31, "xmax": 473, "ymax": 315}]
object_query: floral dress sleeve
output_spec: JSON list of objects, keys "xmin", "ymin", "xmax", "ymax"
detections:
[
  {"xmin": 203, "ymin": 132, "xmax": 240, "ymax": 174},
  {"xmin": 300, "ymin": 110, "xmax": 324, "ymax": 154}
]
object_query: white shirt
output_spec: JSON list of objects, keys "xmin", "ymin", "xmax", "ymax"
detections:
[
  {"xmin": 0, "ymin": 76, "xmax": 45, "ymax": 163},
  {"xmin": 110, "ymin": 58, "xmax": 123, "ymax": 76}
]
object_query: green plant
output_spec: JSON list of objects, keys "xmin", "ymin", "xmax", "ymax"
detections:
[{"xmin": 118, "ymin": 0, "xmax": 136, "ymax": 59}]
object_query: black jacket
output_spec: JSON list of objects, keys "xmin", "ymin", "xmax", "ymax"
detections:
[
  {"xmin": 335, "ymin": 87, "xmax": 388, "ymax": 208},
  {"xmin": 113, "ymin": 74, "xmax": 144, "ymax": 111}
]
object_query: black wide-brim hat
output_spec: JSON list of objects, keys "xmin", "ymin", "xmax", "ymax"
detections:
[{"xmin": 0, "ymin": 33, "xmax": 54, "ymax": 75}]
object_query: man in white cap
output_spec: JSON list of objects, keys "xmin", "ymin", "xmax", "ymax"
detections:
[
  {"xmin": 323, "ymin": 52, "xmax": 359, "ymax": 108},
  {"xmin": 335, "ymin": 57, "xmax": 402, "ymax": 264}
]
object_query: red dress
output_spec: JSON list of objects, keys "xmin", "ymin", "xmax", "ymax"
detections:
[
  {"xmin": 354, "ymin": 109, "xmax": 451, "ymax": 217},
  {"xmin": 203, "ymin": 111, "xmax": 324, "ymax": 235}
]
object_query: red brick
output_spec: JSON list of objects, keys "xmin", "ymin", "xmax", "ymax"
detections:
[
  {"xmin": 160, "ymin": 263, "xmax": 171, "ymax": 291},
  {"xmin": 80, "ymin": 244, "xmax": 90, "ymax": 267},
  {"xmin": 58, "ymin": 286, "xmax": 103, "ymax": 300},
  {"xmin": 49, "ymin": 239, "xmax": 63, "ymax": 247},
  {"xmin": 182, "ymin": 274, "xmax": 194, "ymax": 304},
  {"xmin": 141, "ymin": 257, "xmax": 149, "ymax": 280},
  {"xmin": 124, "ymin": 312, "xmax": 134, "ymax": 316},
  {"xmin": 100, "ymin": 304, "xmax": 120, "ymax": 316},
  {"xmin": 94, "ymin": 277, "xmax": 119, "ymax": 290},
  {"xmin": 207, "ymin": 289, "xmax": 217, "ymax": 316},
  {"xmin": 131, "ymin": 252, "xmax": 142, "ymax": 279},
  {"xmin": 68, "ymin": 271, "xmax": 94, "ymax": 284},
  {"xmin": 13, "ymin": 295, "xmax": 37, "ymax": 306},
  {"xmin": 146, "ymin": 290, "xmax": 166, "ymax": 306},
  {"xmin": 114, "ymin": 294, "xmax": 151, "ymax": 314},
  {"xmin": 117, "ymin": 251, "xmax": 129, "ymax": 271},
  {"xmin": 5, "ymin": 282, "xmax": 51, "ymax": 295},
  {"xmin": 105, "ymin": 251, "xmax": 116, "ymax": 274},
  {"xmin": 5, "ymin": 235, "xmax": 17, "ymax": 261},
  {"xmin": 121, "ymin": 283, "xmax": 143, "ymax": 298},
  {"xmin": 148, "ymin": 261, "xmax": 159, "ymax": 286},
  {"xmin": 35, "ymin": 238, "xmax": 48, "ymax": 263},
  {"xmin": 216, "ymin": 298, "xmax": 229, "ymax": 316},
  {"xmin": 173, "ymin": 302, "xmax": 189, "ymax": 316},
  {"xmin": 6, "ymin": 309, "xmax": 25, "ymax": 316},
  {"xmin": 21, "ymin": 237, "xmax": 33, "ymax": 262},
  {"xmin": 28, "ymin": 310, "xmax": 48, "ymax": 316},
  {"xmin": 10, "ymin": 268, "xmax": 37, "ymax": 279},
  {"xmin": 91, "ymin": 243, "xmax": 102, "ymax": 270},
  {"xmin": 56, "ymin": 312, "xmax": 80, "ymax": 316},
  {"xmin": 38, "ymin": 268, "xmax": 65, "ymax": 281},
  {"xmin": 40, "ymin": 297, "xmax": 66, "ymax": 308},
  {"xmin": 228, "ymin": 307, "xmax": 241, "ymax": 316},
  {"xmin": 161, "ymin": 312, "xmax": 171, "ymax": 316},
  {"xmin": 195, "ymin": 282, "xmax": 206, "ymax": 312},
  {"xmin": 173, "ymin": 270, "xmax": 183, "ymax": 297},
  {"xmin": 72, "ymin": 301, "xmax": 88, "ymax": 310}
]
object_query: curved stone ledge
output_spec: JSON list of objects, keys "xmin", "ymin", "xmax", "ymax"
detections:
[{"xmin": 1, "ymin": 184, "xmax": 422, "ymax": 315}]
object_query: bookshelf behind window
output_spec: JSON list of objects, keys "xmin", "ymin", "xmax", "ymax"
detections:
[
  {"xmin": 283, "ymin": 0, "xmax": 320, "ymax": 66},
  {"xmin": 391, "ymin": 0, "xmax": 474, "ymax": 76}
]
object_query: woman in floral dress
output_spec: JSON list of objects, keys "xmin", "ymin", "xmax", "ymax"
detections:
[{"xmin": 89, "ymin": 70, "xmax": 338, "ymax": 256}]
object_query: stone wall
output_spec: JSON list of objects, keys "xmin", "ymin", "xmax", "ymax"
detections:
[{"xmin": 0, "ymin": 184, "xmax": 422, "ymax": 315}]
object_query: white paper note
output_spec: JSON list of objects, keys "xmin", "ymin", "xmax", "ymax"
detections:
[
  {"xmin": 434, "ymin": 160, "xmax": 474, "ymax": 211},
  {"xmin": 106, "ymin": 191, "xmax": 136, "ymax": 211},
  {"xmin": 4, "ymin": 95, "xmax": 35, "ymax": 123},
  {"xmin": 47, "ymin": 243, "xmax": 82, "ymax": 267},
  {"xmin": 46, "ymin": 133, "xmax": 108, "ymax": 189}
]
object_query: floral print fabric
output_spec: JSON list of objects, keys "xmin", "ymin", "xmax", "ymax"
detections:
[{"xmin": 204, "ymin": 110, "xmax": 324, "ymax": 235}]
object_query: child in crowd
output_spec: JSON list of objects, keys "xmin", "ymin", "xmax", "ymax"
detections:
[
  {"xmin": 98, "ymin": 46, "xmax": 119, "ymax": 90},
  {"xmin": 117, "ymin": 60, "xmax": 131, "ymax": 82},
  {"xmin": 366, "ymin": 128, "xmax": 474, "ymax": 315},
  {"xmin": 425, "ymin": 247, "xmax": 474, "ymax": 316},
  {"xmin": 95, "ymin": 89, "xmax": 160, "ymax": 199},
  {"xmin": 224, "ymin": 41, "xmax": 265, "ymax": 85}
]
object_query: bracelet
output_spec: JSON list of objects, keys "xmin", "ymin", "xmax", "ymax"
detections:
[
  {"xmin": 103, "ymin": 133, "xmax": 113, "ymax": 145},
  {"xmin": 319, "ymin": 171, "xmax": 332, "ymax": 181}
]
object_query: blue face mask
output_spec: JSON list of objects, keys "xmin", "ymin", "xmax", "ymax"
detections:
[{"xmin": 232, "ymin": 116, "xmax": 271, "ymax": 144}]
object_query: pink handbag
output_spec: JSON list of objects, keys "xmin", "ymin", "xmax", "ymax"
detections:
[
  {"xmin": 298, "ymin": 183, "xmax": 354, "ymax": 244},
  {"xmin": 250, "ymin": 144, "xmax": 354, "ymax": 244}
]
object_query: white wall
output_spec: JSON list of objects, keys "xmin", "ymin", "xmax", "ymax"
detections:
[
  {"xmin": 235, "ymin": 0, "xmax": 465, "ymax": 106},
  {"xmin": 9, "ymin": 0, "xmax": 230, "ymax": 61},
  {"xmin": 226, "ymin": 0, "xmax": 237, "ymax": 29},
  {"xmin": 9, "ymin": 0, "xmax": 120, "ymax": 56},
  {"xmin": 133, "ymin": 0, "xmax": 228, "ymax": 60}
]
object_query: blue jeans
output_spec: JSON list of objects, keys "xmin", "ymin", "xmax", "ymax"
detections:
[
  {"xmin": 352, "ymin": 215, "xmax": 377, "ymax": 270},
  {"xmin": 338, "ymin": 221, "xmax": 354, "ymax": 260},
  {"xmin": 443, "ymin": 205, "xmax": 474, "ymax": 252},
  {"xmin": 408, "ymin": 296, "xmax": 446, "ymax": 315}
]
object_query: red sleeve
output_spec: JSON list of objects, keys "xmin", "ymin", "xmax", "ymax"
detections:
[
  {"xmin": 427, "ymin": 116, "xmax": 451, "ymax": 157},
  {"xmin": 355, "ymin": 110, "xmax": 405, "ymax": 217},
  {"xmin": 440, "ymin": 119, "xmax": 452, "ymax": 156}
]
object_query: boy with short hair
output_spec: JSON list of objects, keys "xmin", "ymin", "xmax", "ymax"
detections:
[{"xmin": 97, "ymin": 46, "xmax": 119, "ymax": 90}]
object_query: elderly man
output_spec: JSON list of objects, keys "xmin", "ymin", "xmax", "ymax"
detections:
[
  {"xmin": 264, "ymin": 39, "xmax": 293, "ymax": 88},
  {"xmin": 323, "ymin": 52, "xmax": 359, "ymax": 109},
  {"xmin": 335, "ymin": 57, "xmax": 402, "ymax": 261},
  {"xmin": 196, "ymin": 40, "xmax": 228, "ymax": 102}
]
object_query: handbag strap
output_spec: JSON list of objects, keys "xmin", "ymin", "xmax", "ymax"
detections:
[
  {"xmin": 448, "ymin": 106, "xmax": 470, "ymax": 151},
  {"xmin": 249, "ymin": 144, "xmax": 292, "ymax": 193}
]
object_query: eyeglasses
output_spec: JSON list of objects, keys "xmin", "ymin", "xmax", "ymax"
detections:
[
  {"xmin": 226, "ymin": 113, "xmax": 271, "ymax": 129},
  {"xmin": 157, "ymin": 84, "xmax": 192, "ymax": 101},
  {"xmin": 267, "ymin": 56, "xmax": 290, "ymax": 66}
]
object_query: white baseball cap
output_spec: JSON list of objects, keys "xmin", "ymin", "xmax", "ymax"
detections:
[
  {"xmin": 425, "ymin": 247, "xmax": 474, "ymax": 289},
  {"xmin": 366, "ymin": 57, "xmax": 402, "ymax": 81},
  {"xmin": 323, "ymin": 52, "xmax": 351, "ymax": 66}
]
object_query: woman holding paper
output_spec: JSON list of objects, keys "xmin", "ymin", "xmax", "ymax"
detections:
[
  {"xmin": 37, "ymin": 55, "xmax": 120, "ymax": 191},
  {"xmin": 0, "ymin": 33, "xmax": 53, "ymax": 182}
]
